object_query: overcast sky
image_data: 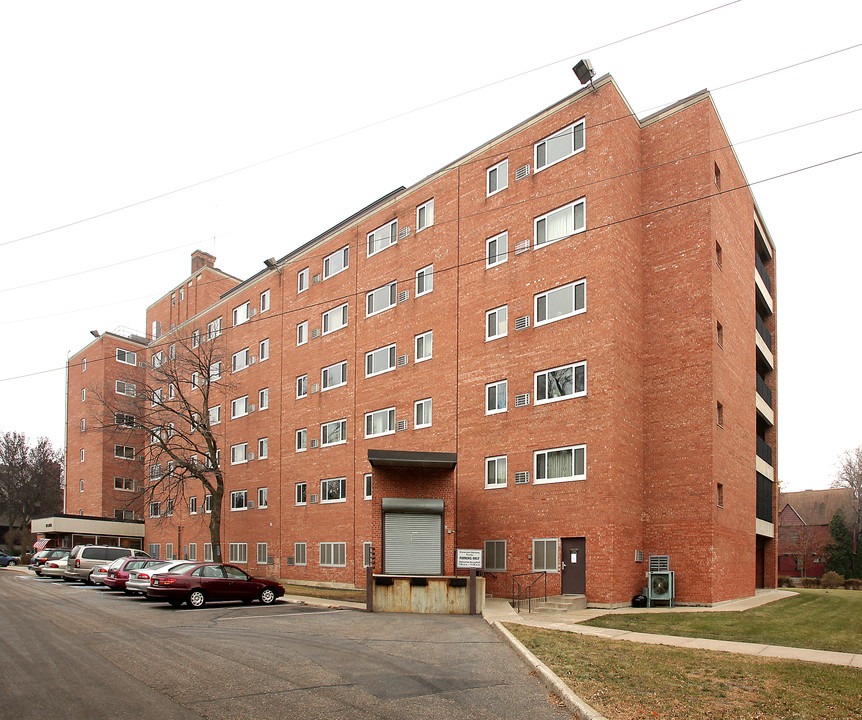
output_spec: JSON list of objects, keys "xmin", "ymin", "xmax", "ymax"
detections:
[{"xmin": 1, "ymin": 0, "xmax": 860, "ymax": 492}]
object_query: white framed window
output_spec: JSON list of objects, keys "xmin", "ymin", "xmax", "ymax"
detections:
[
  {"xmin": 364, "ymin": 473, "xmax": 372, "ymax": 500},
  {"xmin": 323, "ymin": 246, "xmax": 349, "ymax": 279},
  {"xmin": 258, "ymin": 486, "xmax": 268, "ymax": 508},
  {"xmin": 232, "ymin": 348, "xmax": 250, "ymax": 373},
  {"xmin": 232, "ymin": 301, "xmax": 250, "ymax": 327},
  {"xmin": 415, "ymin": 264, "xmax": 433, "ymax": 296},
  {"xmin": 295, "ymin": 428, "xmax": 307, "ymax": 453},
  {"xmin": 487, "ymin": 158, "xmax": 508, "ymax": 196},
  {"xmin": 230, "ymin": 443, "xmax": 249, "ymax": 465},
  {"xmin": 294, "ymin": 542, "xmax": 307, "ymax": 565},
  {"xmin": 414, "ymin": 398, "xmax": 432, "ymax": 429},
  {"xmin": 295, "ymin": 482, "xmax": 307, "ymax": 506},
  {"xmin": 151, "ymin": 351, "xmax": 163, "ymax": 369},
  {"xmin": 115, "ymin": 412, "xmax": 134, "ymax": 427},
  {"xmin": 320, "ymin": 542, "xmax": 347, "ymax": 566},
  {"xmin": 168, "ymin": 384, "xmax": 176, "ymax": 400},
  {"xmin": 534, "ymin": 445, "xmax": 586, "ymax": 484},
  {"xmin": 320, "ymin": 477, "xmax": 347, "ymax": 503},
  {"xmin": 189, "ymin": 496, "xmax": 197, "ymax": 514},
  {"xmin": 206, "ymin": 317, "xmax": 222, "ymax": 341},
  {"xmin": 152, "ymin": 320, "xmax": 161, "ymax": 339},
  {"xmin": 366, "ymin": 281, "xmax": 397, "ymax": 317},
  {"xmin": 258, "ymin": 437, "xmax": 268, "ymax": 459},
  {"xmin": 80, "ymin": 449, "xmax": 85, "ymax": 462},
  {"xmin": 191, "ymin": 372, "xmax": 199, "ymax": 390},
  {"xmin": 204, "ymin": 495, "xmax": 212, "ymax": 514},
  {"xmin": 365, "ymin": 343, "xmax": 396, "ymax": 377},
  {"xmin": 81, "ymin": 388, "xmax": 86, "ymax": 402},
  {"xmin": 204, "ymin": 543, "xmax": 213, "ymax": 561},
  {"xmin": 149, "ymin": 502, "xmax": 161, "ymax": 518},
  {"xmin": 365, "ymin": 408, "xmax": 395, "ymax": 438},
  {"xmin": 229, "ymin": 543, "xmax": 248, "ymax": 564},
  {"xmin": 192, "ymin": 329, "xmax": 200, "ymax": 348},
  {"xmin": 486, "ymin": 456, "xmax": 507, "ymax": 488},
  {"xmin": 209, "ymin": 361, "xmax": 221, "ymax": 381},
  {"xmin": 486, "ymin": 380, "xmax": 507, "ymax": 415},
  {"xmin": 260, "ymin": 289, "xmax": 270, "ymax": 313},
  {"xmin": 188, "ymin": 543, "xmax": 197, "ymax": 561},
  {"xmin": 297, "ymin": 321, "xmax": 308, "ymax": 346},
  {"xmin": 535, "ymin": 199, "xmax": 586, "ymax": 248},
  {"xmin": 415, "ymin": 331, "xmax": 433, "ymax": 362},
  {"xmin": 166, "ymin": 500, "xmax": 174, "ymax": 518},
  {"xmin": 535, "ymin": 279, "xmax": 586, "ymax": 325},
  {"xmin": 486, "ymin": 231, "xmax": 508, "ymax": 268},
  {"xmin": 115, "ymin": 380, "xmax": 136, "ymax": 397},
  {"xmin": 533, "ymin": 538, "xmax": 559, "ymax": 572},
  {"xmin": 535, "ymin": 119, "xmax": 585, "ymax": 172},
  {"xmin": 231, "ymin": 395, "xmax": 249, "ymax": 419},
  {"xmin": 230, "ymin": 489, "xmax": 248, "ymax": 510},
  {"xmin": 151, "ymin": 388, "xmax": 162, "ymax": 408},
  {"xmin": 259, "ymin": 338, "xmax": 270, "ymax": 361},
  {"xmin": 209, "ymin": 404, "xmax": 221, "ymax": 426},
  {"xmin": 114, "ymin": 477, "xmax": 135, "ymax": 491},
  {"xmin": 363, "ymin": 542, "xmax": 373, "ymax": 568},
  {"xmin": 82, "ymin": 358, "xmax": 86, "ymax": 372},
  {"xmin": 116, "ymin": 348, "xmax": 137, "ymax": 365},
  {"xmin": 322, "ymin": 361, "xmax": 347, "ymax": 391},
  {"xmin": 257, "ymin": 543, "xmax": 268, "ymax": 564},
  {"xmin": 169, "ymin": 344, "xmax": 175, "ymax": 360},
  {"xmin": 416, "ymin": 199, "xmax": 434, "ymax": 231},
  {"xmin": 297, "ymin": 267, "xmax": 309, "ymax": 293},
  {"xmin": 148, "ymin": 543, "xmax": 160, "ymax": 559},
  {"xmin": 485, "ymin": 540, "xmax": 506, "ymax": 572},
  {"xmin": 321, "ymin": 418, "xmax": 347, "ymax": 447},
  {"xmin": 367, "ymin": 220, "xmax": 397, "ymax": 257},
  {"xmin": 80, "ymin": 418, "xmax": 86, "ymax": 432},
  {"xmin": 486, "ymin": 305, "xmax": 508, "ymax": 341},
  {"xmin": 535, "ymin": 362, "xmax": 586, "ymax": 404},
  {"xmin": 296, "ymin": 375, "xmax": 308, "ymax": 399},
  {"xmin": 79, "ymin": 479, "xmax": 84, "ymax": 493},
  {"xmin": 259, "ymin": 387, "xmax": 269, "ymax": 410},
  {"xmin": 322, "ymin": 302, "xmax": 349, "ymax": 335},
  {"xmin": 114, "ymin": 445, "xmax": 135, "ymax": 460}
]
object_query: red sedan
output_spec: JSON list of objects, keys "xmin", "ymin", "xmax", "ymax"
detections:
[
  {"xmin": 146, "ymin": 563, "xmax": 284, "ymax": 608},
  {"xmin": 103, "ymin": 557, "xmax": 166, "ymax": 591}
]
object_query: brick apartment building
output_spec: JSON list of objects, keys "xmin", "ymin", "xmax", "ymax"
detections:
[{"xmin": 64, "ymin": 74, "xmax": 778, "ymax": 606}]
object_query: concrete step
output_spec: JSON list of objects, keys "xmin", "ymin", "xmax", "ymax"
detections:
[{"xmin": 529, "ymin": 595, "xmax": 587, "ymax": 613}]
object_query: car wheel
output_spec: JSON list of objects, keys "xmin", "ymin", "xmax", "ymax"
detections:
[
  {"xmin": 10, "ymin": 559, "xmax": 18, "ymax": 566},
  {"xmin": 168, "ymin": 599, "xmax": 183, "ymax": 608},
  {"xmin": 259, "ymin": 587, "xmax": 277, "ymax": 605},
  {"xmin": 123, "ymin": 589, "xmax": 134, "ymax": 595},
  {"xmin": 187, "ymin": 589, "xmax": 206, "ymax": 608},
  {"xmin": 62, "ymin": 577, "xmax": 73, "ymax": 582},
  {"xmin": 84, "ymin": 573, "xmax": 94, "ymax": 586}
]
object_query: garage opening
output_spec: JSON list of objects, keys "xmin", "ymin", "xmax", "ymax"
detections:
[{"xmin": 382, "ymin": 498, "xmax": 443, "ymax": 575}]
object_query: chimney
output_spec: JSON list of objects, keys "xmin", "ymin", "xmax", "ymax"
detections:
[{"xmin": 191, "ymin": 250, "xmax": 216, "ymax": 274}]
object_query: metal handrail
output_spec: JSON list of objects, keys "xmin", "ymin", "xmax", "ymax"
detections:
[{"xmin": 511, "ymin": 571, "xmax": 547, "ymax": 613}]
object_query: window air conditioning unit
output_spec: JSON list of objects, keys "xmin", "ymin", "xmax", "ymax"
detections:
[
  {"xmin": 515, "ymin": 164, "xmax": 531, "ymax": 181},
  {"xmin": 515, "ymin": 239, "xmax": 530, "ymax": 255},
  {"xmin": 515, "ymin": 316, "xmax": 530, "ymax": 331},
  {"xmin": 313, "ymin": 273, "xmax": 321, "ymax": 284},
  {"xmin": 514, "ymin": 471, "xmax": 530, "ymax": 484},
  {"xmin": 251, "ymin": 308, "xmax": 257, "ymax": 317},
  {"xmin": 397, "ymin": 419, "xmax": 408, "ymax": 431},
  {"xmin": 249, "ymin": 404, "xmax": 256, "ymax": 412},
  {"xmin": 287, "ymin": 556, "xmax": 295, "ymax": 566},
  {"xmin": 247, "ymin": 500, "xmax": 254, "ymax": 509},
  {"xmin": 397, "ymin": 354, "xmax": 409, "ymax": 367},
  {"xmin": 310, "ymin": 383, "xmax": 319, "ymax": 394},
  {"xmin": 310, "ymin": 494, "xmax": 319, "ymax": 504},
  {"xmin": 311, "ymin": 328, "xmax": 321, "ymax": 339},
  {"xmin": 514, "ymin": 393, "xmax": 530, "ymax": 407},
  {"xmin": 399, "ymin": 227, "xmax": 410, "ymax": 240},
  {"xmin": 250, "ymin": 356, "xmax": 256, "ymax": 364},
  {"xmin": 310, "ymin": 439, "xmax": 319, "ymax": 448},
  {"xmin": 398, "ymin": 290, "xmax": 410, "ymax": 303},
  {"xmin": 247, "ymin": 453, "xmax": 255, "ymax": 461}
]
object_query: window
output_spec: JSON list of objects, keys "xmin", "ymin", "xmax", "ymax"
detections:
[
  {"xmin": 80, "ymin": 418, "xmax": 86, "ymax": 432},
  {"xmin": 321, "ymin": 477, "xmax": 347, "ymax": 503},
  {"xmin": 229, "ymin": 543, "xmax": 247, "ymax": 564},
  {"xmin": 295, "ymin": 428, "xmax": 307, "ymax": 453},
  {"xmin": 321, "ymin": 419, "xmax": 347, "ymax": 446},
  {"xmin": 414, "ymin": 398, "xmax": 432, "ymax": 429},
  {"xmin": 364, "ymin": 473, "xmax": 372, "ymax": 500},
  {"xmin": 535, "ymin": 362, "xmax": 586, "ymax": 404},
  {"xmin": 189, "ymin": 496, "xmax": 197, "ymax": 514},
  {"xmin": 322, "ymin": 361, "xmax": 347, "ymax": 391},
  {"xmin": 169, "ymin": 344, "xmax": 175, "ymax": 360},
  {"xmin": 188, "ymin": 543, "xmax": 197, "ymax": 561},
  {"xmin": 322, "ymin": 302, "xmax": 349, "ymax": 335},
  {"xmin": 204, "ymin": 494, "xmax": 212, "ymax": 513},
  {"xmin": 365, "ymin": 343, "xmax": 396, "ymax": 377},
  {"xmin": 206, "ymin": 317, "xmax": 222, "ymax": 341},
  {"xmin": 115, "ymin": 412, "xmax": 135, "ymax": 427},
  {"xmin": 257, "ymin": 437, "xmax": 268, "ymax": 459},
  {"xmin": 717, "ymin": 321, "xmax": 723, "ymax": 347},
  {"xmin": 535, "ymin": 280, "xmax": 586, "ymax": 325},
  {"xmin": 486, "ymin": 231, "xmax": 508, "ymax": 268},
  {"xmin": 294, "ymin": 542, "xmax": 307, "ymax": 565},
  {"xmin": 716, "ymin": 242, "xmax": 722, "ymax": 268},
  {"xmin": 259, "ymin": 338, "xmax": 270, "ymax": 361},
  {"xmin": 230, "ymin": 489, "xmax": 248, "ymax": 510},
  {"xmin": 149, "ymin": 543, "xmax": 160, "ymax": 559},
  {"xmin": 180, "ymin": 288, "xmax": 184, "ymax": 302},
  {"xmin": 114, "ymin": 445, "xmax": 135, "ymax": 460},
  {"xmin": 485, "ymin": 540, "xmax": 506, "ymax": 572},
  {"xmin": 486, "ymin": 456, "xmax": 507, "ymax": 488},
  {"xmin": 717, "ymin": 402, "xmax": 724, "ymax": 427},
  {"xmin": 232, "ymin": 348, "xmax": 250, "ymax": 373},
  {"xmin": 209, "ymin": 405, "xmax": 221, "ymax": 426},
  {"xmin": 486, "ymin": 380, "xmax": 507, "ymax": 414},
  {"xmin": 487, "ymin": 159, "xmax": 508, "ymax": 196},
  {"xmin": 82, "ymin": 358, "xmax": 86, "ymax": 372},
  {"xmin": 295, "ymin": 482, "xmax": 307, "ymax": 506},
  {"xmin": 260, "ymin": 289, "xmax": 270, "ymax": 313},
  {"xmin": 323, "ymin": 246, "xmax": 349, "ymax": 279},
  {"xmin": 296, "ymin": 375, "xmax": 308, "ymax": 399},
  {"xmin": 114, "ymin": 509, "xmax": 134, "ymax": 520},
  {"xmin": 204, "ymin": 543, "xmax": 213, "ymax": 561},
  {"xmin": 486, "ymin": 305, "xmax": 508, "ymax": 341},
  {"xmin": 152, "ymin": 320, "xmax": 161, "ymax": 339},
  {"xmin": 231, "ymin": 395, "xmax": 249, "ymax": 419},
  {"xmin": 365, "ymin": 408, "xmax": 395, "ymax": 438},
  {"xmin": 717, "ymin": 483, "xmax": 724, "ymax": 508},
  {"xmin": 535, "ymin": 120, "xmax": 585, "ymax": 171},
  {"xmin": 116, "ymin": 348, "xmax": 137, "ymax": 365},
  {"xmin": 534, "ymin": 445, "xmax": 586, "ymax": 484},
  {"xmin": 114, "ymin": 477, "xmax": 135, "ymax": 491},
  {"xmin": 259, "ymin": 387, "xmax": 269, "ymax": 410},
  {"xmin": 533, "ymin": 538, "xmax": 558, "ymax": 572},
  {"xmin": 151, "ymin": 388, "xmax": 162, "ymax": 407},
  {"xmin": 115, "ymin": 380, "xmax": 136, "ymax": 397},
  {"xmin": 79, "ymin": 479, "xmax": 84, "ymax": 493},
  {"xmin": 714, "ymin": 162, "xmax": 721, "ymax": 190},
  {"xmin": 209, "ymin": 361, "xmax": 221, "ymax": 381},
  {"xmin": 367, "ymin": 220, "xmax": 397, "ymax": 257},
  {"xmin": 415, "ymin": 265, "xmax": 433, "ymax": 296},
  {"xmin": 151, "ymin": 351, "xmax": 163, "ymax": 369},
  {"xmin": 257, "ymin": 487, "xmax": 268, "ymax": 509},
  {"xmin": 416, "ymin": 199, "xmax": 434, "ymax": 231},
  {"xmin": 230, "ymin": 443, "xmax": 248, "ymax": 465},
  {"xmin": 232, "ymin": 301, "xmax": 250, "ymax": 327},
  {"xmin": 149, "ymin": 502, "xmax": 161, "ymax": 518},
  {"xmin": 535, "ymin": 199, "xmax": 586, "ymax": 248},
  {"xmin": 81, "ymin": 388, "xmax": 85, "ymax": 402},
  {"xmin": 168, "ymin": 383, "xmax": 175, "ymax": 399},
  {"xmin": 320, "ymin": 542, "xmax": 347, "ymax": 566},
  {"xmin": 363, "ymin": 542, "xmax": 373, "ymax": 568},
  {"xmin": 415, "ymin": 331, "xmax": 433, "ymax": 362},
  {"xmin": 171, "ymin": 293, "xmax": 176, "ymax": 307},
  {"xmin": 257, "ymin": 543, "xmax": 268, "ymax": 564},
  {"xmin": 165, "ymin": 500, "xmax": 174, "ymax": 517},
  {"xmin": 296, "ymin": 321, "xmax": 308, "ymax": 346},
  {"xmin": 298, "ymin": 267, "xmax": 309, "ymax": 293},
  {"xmin": 366, "ymin": 281, "xmax": 397, "ymax": 317},
  {"xmin": 191, "ymin": 372, "xmax": 199, "ymax": 390},
  {"xmin": 192, "ymin": 329, "xmax": 200, "ymax": 348}
]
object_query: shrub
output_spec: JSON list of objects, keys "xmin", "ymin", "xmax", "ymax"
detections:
[
  {"xmin": 821, "ymin": 571, "xmax": 845, "ymax": 589},
  {"xmin": 777, "ymin": 576, "xmax": 796, "ymax": 588},
  {"xmin": 801, "ymin": 577, "xmax": 820, "ymax": 588},
  {"xmin": 843, "ymin": 578, "xmax": 862, "ymax": 591}
]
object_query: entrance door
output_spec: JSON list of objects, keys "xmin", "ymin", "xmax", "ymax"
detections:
[{"xmin": 561, "ymin": 537, "xmax": 586, "ymax": 595}]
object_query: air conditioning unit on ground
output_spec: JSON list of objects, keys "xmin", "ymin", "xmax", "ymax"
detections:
[{"xmin": 646, "ymin": 555, "xmax": 674, "ymax": 607}]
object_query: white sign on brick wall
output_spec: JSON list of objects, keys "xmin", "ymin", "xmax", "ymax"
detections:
[{"xmin": 456, "ymin": 549, "xmax": 482, "ymax": 569}]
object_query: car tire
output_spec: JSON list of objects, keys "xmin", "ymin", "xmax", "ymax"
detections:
[
  {"xmin": 9, "ymin": 560, "xmax": 18, "ymax": 566},
  {"xmin": 62, "ymin": 577, "xmax": 73, "ymax": 582},
  {"xmin": 84, "ymin": 574, "xmax": 94, "ymax": 586},
  {"xmin": 241, "ymin": 598, "xmax": 253, "ymax": 605},
  {"xmin": 259, "ymin": 587, "xmax": 277, "ymax": 605},
  {"xmin": 123, "ymin": 589, "xmax": 134, "ymax": 595},
  {"xmin": 187, "ymin": 589, "xmax": 206, "ymax": 608},
  {"xmin": 168, "ymin": 599, "xmax": 183, "ymax": 608}
]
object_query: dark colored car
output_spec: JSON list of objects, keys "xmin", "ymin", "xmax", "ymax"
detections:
[
  {"xmin": 146, "ymin": 563, "xmax": 284, "ymax": 608},
  {"xmin": 103, "ymin": 557, "xmax": 166, "ymax": 591},
  {"xmin": 0, "ymin": 551, "xmax": 20, "ymax": 567},
  {"xmin": 32, "ymin": 548, "xmax": 71, "ymax": 575}
]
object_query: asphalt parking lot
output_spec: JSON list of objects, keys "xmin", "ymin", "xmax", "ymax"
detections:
[{"xmin": 0, "ymin": 570, "xmax": 573, "ymax": 720}]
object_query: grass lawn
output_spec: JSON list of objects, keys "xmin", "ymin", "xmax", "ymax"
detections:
[
  {"xmin": 507, "ymin": 624, "xmax": 862, "ymax": 720},
  {"xmin": 581, "ymin": 589, "xmax": 862, "ymax": 654},
  {"xmin": 279, "ymin": 582, "xmax": 366, "ymax": 604}
]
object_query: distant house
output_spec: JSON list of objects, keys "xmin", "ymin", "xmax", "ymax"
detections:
[{"xmin": 778, "ymin": 488, "xmax": 853, "ymax": 578}]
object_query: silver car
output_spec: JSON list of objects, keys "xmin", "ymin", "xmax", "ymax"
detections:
[
  {"xmin": 41, "ymin": 557, "xmax": 68, "ymax": 579},
  {"xmin": 89, "ymin": 562, "xmax": 113, "ymax": 586},
  {"xmin": 125, "ymin": 560, "xmax": 194, "ymax": 595}
]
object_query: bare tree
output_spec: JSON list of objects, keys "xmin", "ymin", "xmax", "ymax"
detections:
[{"xmin": 833, "ymin": 445, "xmax": 862, "ymax": 572}]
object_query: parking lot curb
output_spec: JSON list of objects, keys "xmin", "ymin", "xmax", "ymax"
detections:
[{"xmin": 489, "ymin": 619, "xmax": 609, "ymax": 720}]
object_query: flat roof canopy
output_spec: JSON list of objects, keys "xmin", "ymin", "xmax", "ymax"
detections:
[{"xmin": 368, "ymin": 449, "xmax": 457, "ymax": 470}]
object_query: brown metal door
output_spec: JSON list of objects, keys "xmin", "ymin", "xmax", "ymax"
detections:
[{"xmin": 561, "ymin": 537, "xmax": 586, "ymax": 595}]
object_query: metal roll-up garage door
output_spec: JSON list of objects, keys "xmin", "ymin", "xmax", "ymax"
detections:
[{"xmin": 384, "ymin": 512, "xmax": 442, "ymax": 575}]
